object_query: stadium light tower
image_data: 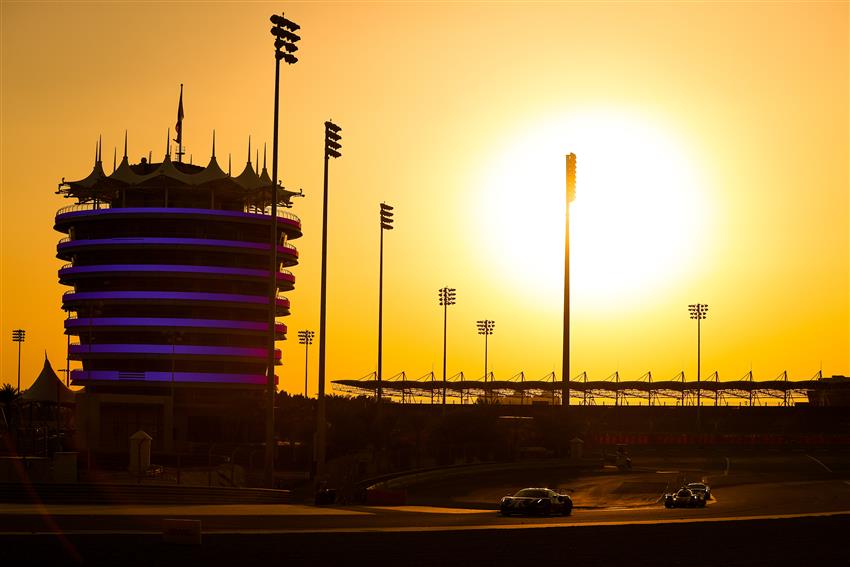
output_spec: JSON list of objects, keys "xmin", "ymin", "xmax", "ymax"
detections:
[
  {"xmin": 438, "ymin": 287, "xmax": 457, "ymax": 405},
  {"xmin": 476, "ymin": 320, "xmax": 495, "ymax": 402},
  {"xmin": 563, "ymin": 153, "xmax": 576, "ymax": 409},
  {"xmin": 265, "ymin": 11, "xmax": 301, "ymax": 489},
  {"xmin": 316, "ymin": 119, "xmax": 342, "ymax": 480},
  {"xmin": 689, "ymin": 303, "xmax": 708, "ymax": 424},
  {"xmin": 298, "ymin": 330, "xmax": 314, "ymax": 397},
  {"xmin": 12, "ymin": 329, "xmax": 25, "ymax": 392},
  {"xmin": 377, "ymin": 202, "xmax": 394, "ymax": 403}
]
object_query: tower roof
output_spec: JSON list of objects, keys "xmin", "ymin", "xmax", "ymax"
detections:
[{"xmin": 58, "ymin": 143, "xmax": 300, "ymax": 207}]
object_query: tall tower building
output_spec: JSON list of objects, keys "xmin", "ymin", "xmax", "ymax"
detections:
[{"xmin": 55, "ymin": 137, "xmax": 301, "ymax": 453}]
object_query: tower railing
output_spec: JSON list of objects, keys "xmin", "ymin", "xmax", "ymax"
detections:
[
  {"xmin": 57, "ymin": 202, "xmax": 112, "ymax": 215},
  {"xmin": 57, "ymin": 201, "xmax": 301, "ymax": 223}
]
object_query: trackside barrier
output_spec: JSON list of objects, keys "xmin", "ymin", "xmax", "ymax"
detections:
[
  {"xmin": 365, "ymin": 488, "xmax": 407, "ymax": 506},
  {"xmin": 587, "ymin": 434, "xmax": 850, "ymax": 446}
]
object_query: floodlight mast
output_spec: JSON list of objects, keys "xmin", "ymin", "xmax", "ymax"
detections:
[
  {"xmin": 377, "ymin": 203, "xmax": 394, "ymax": 403},
  {"xmin": 298, "ymin": 330, "xmax": 314, "ymax": 397},
  {"xmin": 476, "ymin": 320, "xmax": 495, "ymax": 403},
  {"xmin": 316, "ymin": 120, "xmax": 342, "ymax": 480},
  {"xmin": 688, "ymin": 303, "xmax": 708, "ymax": 429},
  {"xmin": 12, "ymin": 329, "xmax": 25, "ymax": 392},
  {"xmin": 438, "ymin": 287, "xmax": 457, "ymax": 406},
  {"xmin": 265, "ymin": 12, "xmax": 300, "ymax": 488},
  {"xmin": 563, "ymin": 153, "xmax": 576, "ymax": 409}
]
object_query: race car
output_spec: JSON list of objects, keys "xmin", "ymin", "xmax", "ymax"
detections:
[
  {"xmin": 685, "ymin": 482, "xmax": 711, "ymax": 501},
  {"xmin": 664, "ymin": 487, "xmax": 706, "ymax": 508},
  {"xmin": 500, "ymin": 488, "xmax": 573, "ymax": 516}
]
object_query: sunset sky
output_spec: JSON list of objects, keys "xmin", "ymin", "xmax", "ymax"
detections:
[{"xmin": 1, "ymin": 1, "xmax": 847, "ymax": 399}]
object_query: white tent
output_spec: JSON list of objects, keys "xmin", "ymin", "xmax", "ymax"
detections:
[{"xmin": 22, "ymin": 355, "xmax": 75, "ymax": 405}]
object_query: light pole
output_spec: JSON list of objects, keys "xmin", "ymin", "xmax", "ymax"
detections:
[
  {"xmin": 12, "ymin": 329, "xmax": 25, "ymax": 392},
  {"xmin": 476, "ymin": 320, "xmax": 495, "ymax": 403},
  {"xmin": 438, "ymin": 287, "xmax": 456, "ymax": 406},
  {"xmin": 377, "ymin": 202, "xmax": 394, "ymax": 403},
  {"xmin": 688, "ymin": 303, "xmax": 708, "ymax": 427},
  {"xmin": 265, "ymin": 12, "xmax": 300, "ymax": 488},
  {"xmin": 562, "ymin": 153, "xmax": 577, "ymax": 409},
  {"xmin": 316, "ymin": 119, "xmax": 341, "ymax": 480},
  {"xmin": 298, "ymin": 330, "xmax": 314, "ymax": 397}
]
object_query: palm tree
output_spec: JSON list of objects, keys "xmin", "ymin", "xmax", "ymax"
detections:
[{"xmin": 0, "ymin": 383, "xmax": 20, "ymax": 431}]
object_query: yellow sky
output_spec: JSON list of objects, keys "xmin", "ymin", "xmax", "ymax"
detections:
[{"xmin": 1, "ymin": 1, "xmax": 847, "ymax": 397}]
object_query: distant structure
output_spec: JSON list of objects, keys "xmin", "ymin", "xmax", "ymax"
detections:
[
  {"xmin": 333, "ymin": 371, "xmax": 850, "ymax": 407},
  {"xmin": 55, "ymin": 134, "xmax": 301, "ymax": 453}
]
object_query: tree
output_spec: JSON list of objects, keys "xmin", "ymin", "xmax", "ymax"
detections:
[{"xmin": 0, "ymin": 383, "xmax": 20, "ymax": 431}]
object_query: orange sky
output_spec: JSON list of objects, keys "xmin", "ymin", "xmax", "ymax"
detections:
[{"xmin": 1, "ymin": 1, "xmax": 848, "ymax": 400}]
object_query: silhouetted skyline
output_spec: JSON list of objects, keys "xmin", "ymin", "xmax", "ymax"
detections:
[{"xmin": 1, "ymin": 3, "xmax": 847, "ymax": 396}]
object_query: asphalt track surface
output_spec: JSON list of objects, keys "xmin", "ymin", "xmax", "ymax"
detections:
[{"xmin": 2, "ymin": 449, "xmax": 850, "ymax": 565}]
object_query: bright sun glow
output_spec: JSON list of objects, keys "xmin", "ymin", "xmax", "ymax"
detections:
[{"xmin": 474, "ymin": 109, "xmax": 710, "ymax": 310}]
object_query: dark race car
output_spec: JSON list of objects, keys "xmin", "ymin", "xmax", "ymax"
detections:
[
  {"xmin": 664, "ymin": 487, "xmax": 706, "ymax": 508},
  {"xmin": 500, "ymin": 488, "xmax": 573, "ymax": 516},
  {"xmin": 685, "ymin": 482, "xmax": 711, "ymax": 501}
]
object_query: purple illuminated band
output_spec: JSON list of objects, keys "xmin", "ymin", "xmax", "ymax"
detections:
[
  {"xmin": 59, "ymin": 264, "xmax": 295, "ymax": 282},
  {"xmin": 65, "ymin": 317, "xmax": 286, "ymax": 335},
  {"xmin": 69, "ymin": 343, "xmax": 282, "ymax": 359},
  {"xmin": 58, "ymin": 237, "xmax": 297, "ymax": 261},
  {"xmin": 71, "ymin": 369, "xmax": 275, "ymax": 386}
]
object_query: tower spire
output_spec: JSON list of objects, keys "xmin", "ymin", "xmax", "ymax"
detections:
[
  {"xmin": 211, "ymin": 130, "xmax": 216, "ymax": 159},
  {"xmin": 113, "ymin": 147, "xmax": 117, "ymax": 173},
  {"xmin": 123, "ymin": 130, "xmax": 128, "ymax": 160},
  {"xmin": 228, "ymin": 153, "xmax": 232, "ymax": 175},
  {"xmin": 98, "ymin": 135, "xmax": 102, "ymax": 162},
  {"xmin": 247, "ymin": 136, "xmax": 252, "ymax": 165},
  {"xmin": 166, "ymin": 128, "xmax": 171, "ymax": 159}
]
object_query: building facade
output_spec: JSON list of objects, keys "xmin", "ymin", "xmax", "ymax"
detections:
[{"xmin": 55, "ymin": 141, "xmax": 300, "ymax": 453}]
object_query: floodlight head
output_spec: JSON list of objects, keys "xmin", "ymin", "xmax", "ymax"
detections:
[
  {"xmin": 566, "ymin": 153, "xmax": 577, "ymax": 202},
  {"xmin": 380, "ymin": 202, "xmax": 394, "ymax": 230},
  {"xmin": 688, "ymin": 303, "xmax": 708, "ymax": 319},
  {"xmin": 270, "ymin": 14, "xmax": 301, "ymax": 32},
  {"xmin": 276, "ymin": 52, "xmax": 298, "ymax": 64},
  {"xmin": 325, "ymin": 121, "xmax": 342, "ymax": 158},
  {"xmin": 270, "ymin": 27, "xmax": 301, "ymax": 43}
]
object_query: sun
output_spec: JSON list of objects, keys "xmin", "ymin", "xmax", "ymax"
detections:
[{"xmin": 472, "ymin": 108, "xmax": 710, "ymax": 311}]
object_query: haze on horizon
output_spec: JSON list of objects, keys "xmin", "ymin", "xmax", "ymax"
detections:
[{"xmin": 1, "ymin": 2, "xmax": 847, "ymax": 398}]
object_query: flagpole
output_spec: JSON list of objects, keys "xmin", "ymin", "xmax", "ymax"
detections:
[{"xmin": 175, "ymin": 84, "xmax": 185, "ymax": 163}]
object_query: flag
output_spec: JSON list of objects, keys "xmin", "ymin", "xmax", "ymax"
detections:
[{"xmin": 174, "ymin": 84, "xmax": 184, "ymax": 145}]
